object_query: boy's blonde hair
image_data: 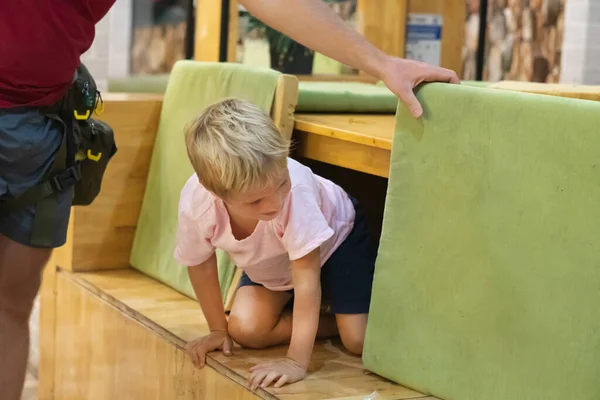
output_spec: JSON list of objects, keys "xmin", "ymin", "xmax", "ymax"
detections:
[{"xmin": 184, "ymin": 98, "xmax": 290, "ymax": 198}]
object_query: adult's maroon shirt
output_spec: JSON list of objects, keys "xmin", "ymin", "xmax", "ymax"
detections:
[{"xmin": 0, "ymin": 0, "xmax": 116, "ymax": 108}]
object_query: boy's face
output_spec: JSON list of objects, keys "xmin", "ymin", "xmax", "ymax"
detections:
[{"xmin": 224, "ymin": 168, "xmax": 291, "ymax": 222}]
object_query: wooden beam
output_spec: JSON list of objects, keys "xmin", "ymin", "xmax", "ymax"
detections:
[
  {"xmin": 194, "ymin": 0, "xmax": 238, "ymax": 62},
  {"xmin": 356, "ymin": 0, "xmax": 408, "ymax": 58},
  {"xmin": 194, "ymin": 0, "xmax": 224, "ymax": 62}
]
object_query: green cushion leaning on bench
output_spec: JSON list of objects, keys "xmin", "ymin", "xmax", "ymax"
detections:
[
  {"xmin": 130, "ymin": 60, "xmax": 281, "ymax": 301},
  {"xmin": 363, "ymin": 83, "xmax": 600, "ymax": 400},
  {"xmin": 296, "ymin": 81, "xmax": 398, "ymax": 113}
]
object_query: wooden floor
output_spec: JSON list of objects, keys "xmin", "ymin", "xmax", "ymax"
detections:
[{"xmin": 61, "ymin": 268, "xmax": 437, "ymax": 400}]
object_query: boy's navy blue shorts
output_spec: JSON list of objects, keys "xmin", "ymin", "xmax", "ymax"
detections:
[
  {"xmin": 239, "ymin": 197, "xmax": 376, "ymax": 315},
  {"xmin": 0, "ymin": 109, "xmax": 73, "ymax": 248}
]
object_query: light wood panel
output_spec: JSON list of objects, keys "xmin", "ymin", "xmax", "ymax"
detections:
[
  {"xmin": 293, "ymin": 114, "xmax": 394, "ymax": 178},
  {"xmin": 52, "ymin": 271, "xmax": 264, "ymax": 400},
  {"xmin": 67, "ymin": 269, "xmax": 431, "ymax": 400},
  {"xmin": 356, "ymin": 0, "xmax": 408, "ymax": 58},
  {"xmin": 194, "ymin": 0, "xmax": 224, "ymax": 62},
  {"xmin": 490, "ymin": 81, "xmax": 600, "ymax": 102},
  {"xmin": 294, "ymin": 132, "xmax": 391, "ymax": 178},
  {"xmin": 53, "ymin": 93, "xmax": 163, "ymax": 272},
  {"xmin": 294, "ymin": 114, "xmax": 395, "ymax": 150},
  {"xmin": 195, "ymin": 0, "xmax": 238, "ymax": 62},
  {"xmin": 272, "ymin": 75, "xmax": 300, "ymax": 140}
]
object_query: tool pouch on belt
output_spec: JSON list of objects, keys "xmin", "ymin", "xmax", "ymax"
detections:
[
  {"xmin": 0, "ymin": 63, "xmax": 117, "ymax": 246},
  {"xmin": 61, "ymin": 63, "xmax": 118, "ymax": 206},
  {"xmin": 72, "ymin": 118, "xmax": 117, "ymax": 206}
]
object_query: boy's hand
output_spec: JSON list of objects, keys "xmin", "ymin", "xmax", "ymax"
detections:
[
  {"xmin": 247, "ymin": 358, "xmax": 307, "ymax": 391},
  {"xmin": 184, "ymin": 330, "xmax": 232, "ymax": 368}
]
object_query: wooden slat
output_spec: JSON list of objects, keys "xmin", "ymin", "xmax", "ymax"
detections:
[
  {"xmin": 490, "ymin": 81, "xmax": 600, "ymax": 101},
  {"xmin": 194, "ymin": 0, "xmax": 224, "ymax": 62},
  {"xmin": 272, "ymin": 74, "xmax": 300, "ymax": 141},
  {"xmin": 68, "ymin": 269, "xmax": 429, "ymax": 400},
  {"xmin": 292, "ymin": 114, "xmax": 395, "ymax": 178},
  {"xmin": 228, "ymin": 0, "xmax": 239, "ymax": 62},
  {"xmin": 294, "ymin": 132, "xmax": 391, "ymax": 178},
  {"xmin": 356, "ymin": 0, "xmax": 408, "ymax": 58},
  {"xmin": 53, "ymin": 93, "xmax": 163, "ymax": 272},
  {"xmin": 53, "ymin": 271, "xmax": 264, "ymax": 400},
  {"xmin": 294, "ymin": 114, "xmax": 395, "ymax": 150}
]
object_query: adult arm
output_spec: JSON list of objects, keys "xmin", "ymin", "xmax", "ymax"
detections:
[{"xmin": 239, "ymin": 0, "xmax": 460, "ymax": 117}]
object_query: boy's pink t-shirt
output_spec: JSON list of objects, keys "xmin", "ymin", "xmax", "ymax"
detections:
[{"xmin": 174, "ymin": 158, "xmax": 355, "ymax": 291}]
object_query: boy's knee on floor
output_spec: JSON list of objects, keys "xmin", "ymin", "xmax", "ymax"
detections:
[
  {"xmin": 336, "ymin": 314, "xmax": 368, "ymax": 355},
  {"xmin": 228, "ymin": 313, "xmax": 271, "ymax": 349},
  {"xmin": 340, "ymin": 330, "xmax": 365, "ymax": 355}
]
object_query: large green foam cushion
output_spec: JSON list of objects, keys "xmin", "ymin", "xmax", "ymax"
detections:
[
  {"xmin": 363, "ymin": 83, "xmax": 600, "ymax": 400},
  {"xmin": 130, "ymin": 60, "xmax": 280, "ymax": 300}
]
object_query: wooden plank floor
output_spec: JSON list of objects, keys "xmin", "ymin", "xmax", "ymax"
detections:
[
  {"xmin": 293, "ymin": 114, "xmax": 395, "ymax": 178},
  {"xmin": 70, "ymin": 269, "xmax": 436, "ymax": 400}
]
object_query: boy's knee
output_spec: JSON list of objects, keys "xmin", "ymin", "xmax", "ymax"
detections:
[
  {"xmin": 228, "ymin": 313, "xmax": 270, "ymax": 349},
  {"xmin": 340, "ymin": 329, "xmax": 365, "ymax": 356}
]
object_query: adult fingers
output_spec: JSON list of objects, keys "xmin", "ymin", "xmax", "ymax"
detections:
[
  {"xmin": 395, "ymin": 83, "xmax": 423, "ymax": 119},
  {"xmin": 422, "ymin": 66, "xmax": 460, "ymax": 84}
]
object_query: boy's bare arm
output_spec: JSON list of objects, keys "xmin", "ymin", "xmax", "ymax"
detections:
[
  {"xmin": 247, "ymin": 248, "xmax": 322, "ymax": 390},
  {"xmin": 188, "ymin": 253, "xmax": 228, "ymax": 333},
  {"xmin": 185, "ymin": 254, "xmax": 233, "ymax": 368},
  {"xmin": 287, "ymin": 248, "xmax": 322, "ymax": 368}
]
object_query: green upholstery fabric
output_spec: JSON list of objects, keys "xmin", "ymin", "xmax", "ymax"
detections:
[
  {"xmin": 363, "ymin": 83, "xmax": 600, "ymax": 400},
  {"xmin": 108, "ymin": 74, "xmax": 170, "ymax": 94},
  {"xmin": 130, "ymin": 60, "xmax": 280, "ymax": 301},
  {"xmin": 296, "ymin": 81, "xmax": 398, "ymax": 113}
]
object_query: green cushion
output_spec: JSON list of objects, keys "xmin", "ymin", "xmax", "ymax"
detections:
[
  {"xmin": 297, "ymin": 81, "xmax": 398, "ymax": 113},
  {"xmin": 108, "ymin": 74, "xmax": 170, "ymax": 94},
  {"xmin": 363, "ymin": 83, "xmax": 600, "ymax": 400},
  {"xmin": 130, "ymin": 60, "xmax": 280, "ymax": 301}
]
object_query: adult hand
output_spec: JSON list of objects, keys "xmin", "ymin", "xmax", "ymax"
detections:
[
  {"xmin": 247, "ymin": 358, "xmax": 307, "ymax": 391},
  {"xmin": 379, "ymin": 56, "xmax": 460, "ymax": 118},
  {"xmin": 184, "ymin": 330, "xmax": 233, "ymax": 368}
]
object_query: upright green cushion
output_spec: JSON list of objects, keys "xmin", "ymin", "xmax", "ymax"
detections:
[
  {"xmin": 130, "ymin": 60, "xmax": 280, "ymax": 301},
  {"xmin": 363, "ymin": 83, "xmax": 600, "ymax": 400}
]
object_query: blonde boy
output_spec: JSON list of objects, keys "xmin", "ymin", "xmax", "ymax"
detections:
[{"xmin": 175, "ymin": 98, "xmax": 376, "ymax": 390}]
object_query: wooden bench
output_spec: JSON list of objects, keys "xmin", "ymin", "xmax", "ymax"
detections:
[
  {"xmin": 39, "ymin": 92, "xmax": 435, "ymax": 400},
  {"xmin": 293, "ymin": 114, "xmax": 395, "ymax": 178}
]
